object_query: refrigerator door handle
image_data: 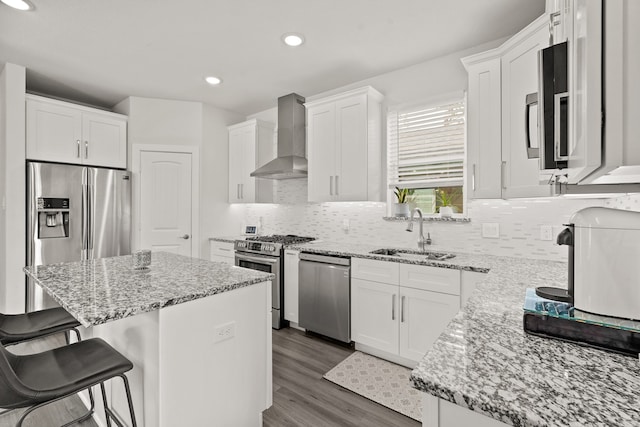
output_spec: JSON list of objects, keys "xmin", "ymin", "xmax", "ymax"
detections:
[
  {"xmin": 81, "ymin": 182, "xmax": 88, "ymax": 257},
  {"xmin": 88, "ymin": 182, "xmax": 94, "ymax": 252}
]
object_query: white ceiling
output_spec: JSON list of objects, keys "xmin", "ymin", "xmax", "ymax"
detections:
[{"xmin": 0, "ymin": 0, "xmax": 545, "ymax": 116}]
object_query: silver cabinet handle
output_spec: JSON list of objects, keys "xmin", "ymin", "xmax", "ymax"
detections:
[
  {"xmin": 501, "ymin": 161, "xmax": 507, "ymax": 190},
  {"xmin": 401, "ymin": 296, "xmax": 406, "ymax": 323},
  {"xmin": 180, "ymin": 234, "xmax": 190, "ymax": 240},
  {"xmin": 85, "ymin": 141, "xmax": 88, "ymax": 158},
  {"xmin": 472, "ymin": 164, "xmax": 476, "ymax": 191},
  {"xmin": 329, "ymin": 176, "xmax": 334, "ymax": 196},
  {"xmin": 335, "ymin": 175, "xmax": 339, "ymax": 196},
  {"xmin": 525, "ymin": 93, "xmax": 539, "ymax": 159},
  {"xmin": 392, "ymin": 294, "xmax": 396, "ymax": 321},
  {"xmin": 76, "ymin": 140, "xmax": 81, "ymax": 158},
  {"xmin": 218, "ymin": 248, "xmax": 231, "ymax": 252}
]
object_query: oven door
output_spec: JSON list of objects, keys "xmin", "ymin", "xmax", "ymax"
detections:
[{"xmin": 235, "ymin": 252, "xmax": 282, "ymax": 329}]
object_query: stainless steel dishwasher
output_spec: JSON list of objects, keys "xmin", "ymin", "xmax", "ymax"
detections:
[{"xmin": 298, "ymin": 252, "xmax": 351, "ymax": 343}]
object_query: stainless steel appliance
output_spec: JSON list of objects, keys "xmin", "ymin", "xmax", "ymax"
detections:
[
  {"xmin": 26, "ymin": 161, "xmax": 131, "ymax": 312},
  {"xmin": 234, "ymin": 235, "xmax": 315, "ymax": 329},
  {"xmin": 298, "ymin": 253, "xmax": 351, "ymax": 343}
]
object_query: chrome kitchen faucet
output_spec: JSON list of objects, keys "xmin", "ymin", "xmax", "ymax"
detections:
[{"xmin": 406, "ymin": 208, "xmax": 432, "ymax": 250}]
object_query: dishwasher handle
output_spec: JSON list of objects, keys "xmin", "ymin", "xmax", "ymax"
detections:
[{"xmin": 299, "ymin": 252, "xmax": 350, "ymax": 266}]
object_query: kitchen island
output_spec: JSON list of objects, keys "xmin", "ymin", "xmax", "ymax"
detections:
[
  {"xmin": 289, "ymin": 240, "xmax": 640, "ymax": 427},
  {"xmin": 24, "ymin": 251, "xmax": 274, "ymax": 427}
]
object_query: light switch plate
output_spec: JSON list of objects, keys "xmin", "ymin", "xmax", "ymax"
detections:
[{"xmin": 482, "ymin": 223, "xmax": 500, "ymax": 239}]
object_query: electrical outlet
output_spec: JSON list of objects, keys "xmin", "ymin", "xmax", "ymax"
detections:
[
  {"xmin": 540, "ymin": 225, "xmax": 553, "ymax": 241},
  {"xmin": 482, "ymin": 223, "xmax": 500, "ymax": 239},
  {"xmin": 213, "ymin": 321, "xmax": 236, "ymax": 343}
]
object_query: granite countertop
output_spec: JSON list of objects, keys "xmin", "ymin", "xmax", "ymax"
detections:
[
  {"xmin": 288, "ymin": 240, "xmax": 491, "ymax": 273},
  {"xmin": 288, "ymin": 240, "xmax": 640, "ymax": 426},
  {"xmin": 24, "ymin": 252, "xmax": 274, "ymax": 328}
]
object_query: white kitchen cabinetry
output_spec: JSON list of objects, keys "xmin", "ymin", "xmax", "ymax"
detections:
[
  {"xmin": 305, "ymin": 86, "xmax": 383, "ymax": 202},
  {"xmin": 228, "ymin": 119, "xmax": 275, "ymax": 204},
  {"xmin": 351, "ymin": 258, "xmax": 461, "ymax": 367},
  {"xmin": 26, "ymin": 94, "xmax": 127, "ymax": 168},
  {"xmin": 462, "ymin": 15, "xmax": 553, "ymax": 199},
  {"xmin": 463, "ymin": 53, "xmax": 503, "ymax": 199},
  {"xmin": 501, "ymin": 16, "xmax": 553, "ymax": 198},
  {"xmin": 209, "ymin": 240, "xmax": 235, "ymax": 265},
  {"xmin": 284, "ymin": 250, "xmax": 300, "ymax": 324}
]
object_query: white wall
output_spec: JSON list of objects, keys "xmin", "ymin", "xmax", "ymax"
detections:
[{"xmin": 0, "ymin": 63, "xmax": 26, "ymax": 313}]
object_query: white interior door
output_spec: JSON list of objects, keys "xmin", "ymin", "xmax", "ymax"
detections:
[{"xmin": 139, "ymin": 151, "xmax": 192, "ymax": 256}]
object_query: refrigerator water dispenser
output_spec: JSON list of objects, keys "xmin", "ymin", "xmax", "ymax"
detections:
[{"xmin": 37, "ymin": 198, "xmax": 70, "ymax": 239}]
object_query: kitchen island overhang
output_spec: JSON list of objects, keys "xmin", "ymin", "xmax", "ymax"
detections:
[{"xmin": 24, "ymin": 251, "xmax": 274, "ymax": 427}]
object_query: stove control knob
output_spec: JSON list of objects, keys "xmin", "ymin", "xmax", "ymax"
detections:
[{"xmin": 269, "ymin": 245, "xmax": 276, "ymax": 252}]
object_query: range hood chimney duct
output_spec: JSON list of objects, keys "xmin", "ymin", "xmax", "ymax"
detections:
[{"xmin": 250, "ymin": 93, "xmax": 307, "ymax": 179}]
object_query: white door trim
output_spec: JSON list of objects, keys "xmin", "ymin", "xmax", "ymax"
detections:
[{"xmin": 131, "ymin": 144, "xmax": 200, "ymax": 258}]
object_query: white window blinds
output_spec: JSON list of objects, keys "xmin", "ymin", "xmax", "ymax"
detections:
[{"xmin": 387, "ymin": 100, "xmax": 465, "ymax": 189}]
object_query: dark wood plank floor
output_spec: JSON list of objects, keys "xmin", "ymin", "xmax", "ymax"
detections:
[
  {"xmin": 263, "ymin": 328, "xmax": 420, "ymax": 427},
  {"xmin": 0, "ymin": 333, "xmax": 98, "ymax": 427}
]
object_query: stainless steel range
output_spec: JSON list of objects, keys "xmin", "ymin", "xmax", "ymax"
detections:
[{"xmin": 234, "ymin": 235, "xmax": 315, "ymax": 329}]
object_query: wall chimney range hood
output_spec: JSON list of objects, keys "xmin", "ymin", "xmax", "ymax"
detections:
[{"xmin": 251, "ymin": 93, "xmax": 307, "ymax": 179}]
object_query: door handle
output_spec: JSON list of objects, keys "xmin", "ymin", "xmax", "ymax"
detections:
[
  {"xmin": 525, "ymin": 93, "xmax": 539, "ymax": 159},
  {"xmin": 76, "ymin": 140, "xmax": 81, "ymax": 158},
  {"xmin": 329, "ymin": 176, "xmax": 334, "ymax": 196},
  {"xmin": 85, "ymin": 140, "xmax": 89, "ymax": 159},
  {"xmin": 501, "ymin": 161, "xmax": 507, "ymax": 190},
  {"xmin": 472, "ymin": 164, "xmax": 476, "ymax": 192},
  {"xmin": 391, "ymin": 294, "xmax": 396, "ymax": 321},
  {"xmin": 401, "ymin": 296, "xmax": 406, "ymax": 323},
  {"xmin": 180, "ymin": 234, "xmax": 190, "ymax": 240}
]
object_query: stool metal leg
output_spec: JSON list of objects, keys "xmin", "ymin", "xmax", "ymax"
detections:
[
  {"xmin": 99, "ymin": 374, "xmax": 137, "ymax": 427},
  {"xmin": 15, "ymin": 386, "xmax": 95, "ymax": 427}
]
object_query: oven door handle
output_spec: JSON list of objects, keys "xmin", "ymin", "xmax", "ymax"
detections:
[{"xmin": 236, "ymin": 254, "xmax": 280, "ymax": 265}]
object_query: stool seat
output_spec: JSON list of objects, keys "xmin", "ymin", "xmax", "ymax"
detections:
[
  {"xmin": 0, "ymin": 338, "xmax": 133, "ymax": 410},
  {"xmin": 0, "ymin": 308, "xmax": 81, "ymax": 345}
]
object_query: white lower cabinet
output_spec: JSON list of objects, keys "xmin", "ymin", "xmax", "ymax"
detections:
[
  {"xmin": 209, "ymin": 241, "xmax": 235, "ymax": 265},
  {"xmin": 398, "ymin": 287, "xmax": 460, "ymax": 361},
  {"xmin": 351, "ymin": 278, "xmax": 399, "ymax": 354},
  {"xmin": 351, "ymin": 258, "xmax": 462, "ymax": 366},
  {"xmin": 284, "ymin": 250, "xmax": 300, "ymax": 323}
]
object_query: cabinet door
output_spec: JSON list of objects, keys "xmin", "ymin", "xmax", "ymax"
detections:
[
  {"xmin": 210, "ymin": 240, "xmax": 235, "ymax": 263},
  {"xmin": 335, "ymin": 94, "xmax": 368, "ymax": 201},
  {"xmin": 82, "ymin": 112, "xmax": 127, "ymax": 168},
  {"xmin": 307, "ymin": 103, "xmax": 336, "ymax": 202},
  {"xmin": 26, "ymin": 99, "xmax": 82, "ymax": 164},
  {"xmin": 351, "ymin": 278, "xmax": 399, "ymax": 354},
  {"xmin": 501, "ymin": 22, "xmax": 553, "ymax": 198},
  {"xmin": 399, "ymin": 287, "xmax": 460, "ymax": 362},
  {"xmin": 228, "ymin": 126, "xmax": 254, "ymax": 203},
  {"xmin": 284, "ymin": 250, "xmax": 300, "ymax": 323},
  {"xmin": 466, "ymin": 58, "xmax": 503, "ymax": 199}
]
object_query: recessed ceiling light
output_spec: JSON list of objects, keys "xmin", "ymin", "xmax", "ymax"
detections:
[
  {"xmin": 1, "ymin": 0, "xmax": 33, "ymax": 10},
  {"xmin": 205, "ymin": 76, "xmax": 222, "ymax": 86},
  {"xmin": 282, "ymin": 33, "xmax": 305, "ymax": 47}
]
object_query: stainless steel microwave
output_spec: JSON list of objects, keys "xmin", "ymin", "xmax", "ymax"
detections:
[{"xmin": 526, "ymin": 41, "xmax": 569, "ymax": 171}]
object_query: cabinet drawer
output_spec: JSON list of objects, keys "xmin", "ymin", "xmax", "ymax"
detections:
[
  {"xmin": 352, "ymin": 258, "xmax": 399, "ymax": 284},
  {"xmin": 210, "ymin": 241, "xmax": 235, "ymax": 260},
  {"xmin": 399, "ymin": 264, "xmax": 460, "ymax": 295}
]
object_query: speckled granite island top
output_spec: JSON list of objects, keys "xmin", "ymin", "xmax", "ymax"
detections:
[
  {"xmin": 24, "ymin": 252, "xmax": 274, "ymax": 328},
  {"xmin": 287, "ymin": 241, "xmax": 640, "ymax": 426}
]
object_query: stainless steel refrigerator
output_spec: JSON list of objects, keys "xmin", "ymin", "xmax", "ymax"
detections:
[{"xmin": 26, "ymin": 161, "xmax": 131, "ymax": 311}]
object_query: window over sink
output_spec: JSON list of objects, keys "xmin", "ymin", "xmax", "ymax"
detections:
[{"xmin": 387, "ymin": 97, "xmax": 466, "ymax": 215}]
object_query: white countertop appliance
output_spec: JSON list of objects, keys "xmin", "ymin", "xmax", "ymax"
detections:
[{"xmin": 570, "ymin": 207, "xmax": 640, "ymax": 320}]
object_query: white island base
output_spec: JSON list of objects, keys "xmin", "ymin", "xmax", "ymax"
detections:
[{"xmin": 82, "ymin": 281, "xmax": 271, "ymax": 427}]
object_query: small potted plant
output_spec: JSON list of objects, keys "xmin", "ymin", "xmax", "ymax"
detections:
[
  {"xmin": 393, "ymin": 187, "xmax": 413, "ymax": 217},
  {"xmin": 436, "ymin": 188, "xmax": 460, "ymax": 218}
]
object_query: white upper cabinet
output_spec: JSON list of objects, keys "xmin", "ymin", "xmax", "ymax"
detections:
[
  {"xmin": 463, "ymin": 52, "xmax": 503, "ymax": 199},
  {"xmin": 228, "ymin": 119, "xmax": 275, "ymax": 204},
  {"xmin": 26, "ymin": 94, "xmax": 127, "ymax": 168},
  {"xmin": 500, "ymin": 16, "xmax": 553, "ymax": 198},
  {"xmin": 463, "ymin": 15, "xmax": 553, "ymax": 199},
  {"xmin": 306, "ymin": 86, "xmax": 383, "ymax": 202}
]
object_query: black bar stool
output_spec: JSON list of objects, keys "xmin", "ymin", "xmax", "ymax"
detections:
[
  {"xmin": 0, "ymin": 307, "xmax": 82, "ymax": 346},
  {"xmin": 0, "ymin": 337, "xmax": 137, "ymax": 427}
]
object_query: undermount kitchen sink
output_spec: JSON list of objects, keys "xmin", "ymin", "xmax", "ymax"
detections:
[{"xmin": 370, "ymin": 248, "xmax": 456, "ymax": 261}]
